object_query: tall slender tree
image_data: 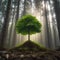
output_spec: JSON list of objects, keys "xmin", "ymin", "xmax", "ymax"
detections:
[
  {"xmin": 7, "ymin": 1, "xmax": 17, "ymax": 48},
  {"xmin": 0, "ymin": 0, "xmax": 11, "ymax": 48},
  {"xmin": 44, "ymin": 0, "xmax": 51, "ymax": 48},
  {"xmin": 53, "ymin": 0, "xmax": 60, "ymax": 39},
  {"xmin": 12, "ymin": 0, "xmax": 20, "ymax": 47}
]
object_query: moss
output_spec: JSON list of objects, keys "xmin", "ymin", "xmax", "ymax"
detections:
[{"xmin": 9, "ymin": 40, "xmax": 48, "ymax": 52}]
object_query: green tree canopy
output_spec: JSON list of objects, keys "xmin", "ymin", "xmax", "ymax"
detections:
[{"xmin": 16, "ymin": 15, "xmax": 42, "ymax": 35}]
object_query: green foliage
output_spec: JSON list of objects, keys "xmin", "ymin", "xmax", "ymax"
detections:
[{"xmin": 16, "ymin": 15, "xmax": 42, "ymax": 35}]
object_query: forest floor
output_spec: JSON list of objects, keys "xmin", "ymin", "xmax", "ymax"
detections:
[{"xmin": 0, "ymin": 40, "xmax": 60, "ymax": 60}]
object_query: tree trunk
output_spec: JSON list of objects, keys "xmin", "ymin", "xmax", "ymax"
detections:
[
  {"xmin": 12, "ymin": 0, "xmax": 20, "ymax": 47},
  {"xmin": 7, "ymin": 2, "xmax": 17, "ymax": 48},
  {"xmin": 44, "ymin": 0, "xmax": 51, "ymax": 48},
  {"xmin": 28, "ymin": 34, "xmax": 30, "ymax": 41},
  {"xmin": 53, "ymin": 0, "xmax": 60, "ymax": 39},
  {"xmin": 0, "ymin": 0, "xmax": 11, "ymax": 48}
]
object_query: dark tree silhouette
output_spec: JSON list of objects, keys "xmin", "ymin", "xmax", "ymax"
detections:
[
  {"xmin": 12, "ymin": 0, "xmax": 20, "ymax": 47},
  {"xmin": 53, "ymin": 0, "xmax": 60, "ymax": 39},
  {"xmin": 16, "ymin": 15, "xmax": 42, "ymax": 41},
  {"xmin": 0, "ymin": 0, "xmax": 11, "ymax": 48}
]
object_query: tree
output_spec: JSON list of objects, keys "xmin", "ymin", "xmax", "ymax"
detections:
[
  {"xmin": 16, "ymin": 15, "xmax": 42, "ymax": 41},
  {"xmin": 0, "ymin": 0, "xmax": 11, "ymax": 48},
  {"xmin": 53, "ymin": 0, "xmax": 60, "ymax": 39}
]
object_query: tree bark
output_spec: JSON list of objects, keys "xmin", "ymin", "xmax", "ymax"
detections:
[
  {"xmin": 53, "ymin": 0, "xmax": 60, "ymax": 39},
  {"xmin": 0, "ymin": 0, "xmax": 11, "ymax": 48},
  {"xmin": 44, "ymin": 0, "xmax": 51, "ymax": 48},
  {"xmin": 12, "ymin": 0, "xmax": 20, "ymax": 47},
  {"xmin": 28, "ymin": 34, "xmax": 30, "ymax": 41}
]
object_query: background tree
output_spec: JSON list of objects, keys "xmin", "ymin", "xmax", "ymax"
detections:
[
  {"xmin": 53, "ymin": 0, "xmax": 60, "ymax": 39},
  {"xmin": 16, "ymin": 15, "xmax": 42, "ymax": 41},
  {"xmin": 0, "ymin": 0, "xmax": 11, "ymax": 48}
]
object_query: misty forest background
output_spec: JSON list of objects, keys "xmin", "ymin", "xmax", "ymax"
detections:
[{"xmin": 0, "ymin": 0, "xmax": 60, "ymax": 49}]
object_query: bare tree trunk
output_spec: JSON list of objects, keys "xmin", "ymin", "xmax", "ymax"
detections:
[
  {"xmin": 53, "ymin": 0, "xmax": 60, "ymax": 39},
  {"xmin": 0, "ymin": 0, "xmax": 11, "ymax": 48},
  {"xmin": 44, "ymin": 0, "xmax": 51, "ymax": 48},
  {"xmin": 12, "ymin": 0, "xmax": 20, "ymax": 47},
  {"xmin": 7, "ymin": 4, "xmax": 16, "ymax": 48}
]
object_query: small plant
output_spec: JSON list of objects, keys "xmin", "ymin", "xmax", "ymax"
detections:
[{"xmin": 16, "ymin": 15, "xmax": 42, "ymax": 41}]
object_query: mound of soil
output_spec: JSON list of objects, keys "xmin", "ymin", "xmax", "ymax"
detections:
[
  {"xmin": 9, "ymin": 40, "xmax": 47, "ymax": 52},
  {"xmin": 0, "ymin": 41, "xmax": 60, "ymax": 60}
]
